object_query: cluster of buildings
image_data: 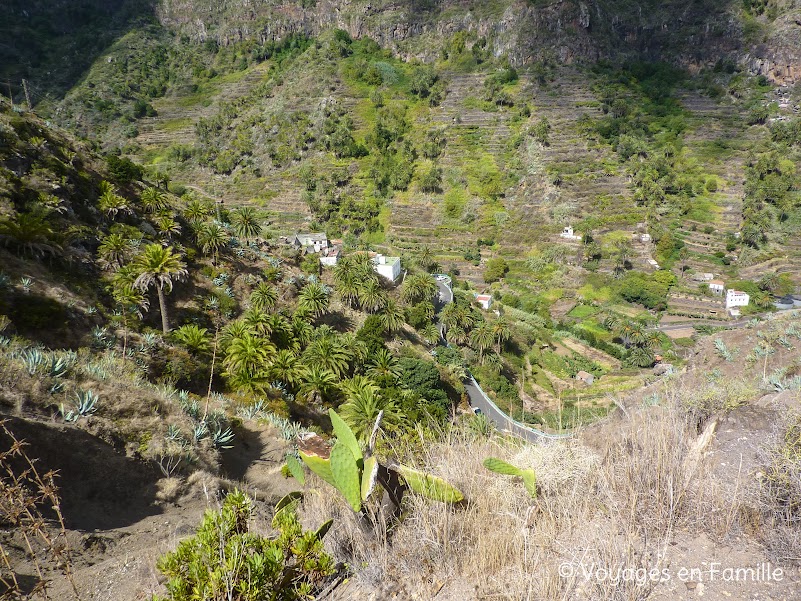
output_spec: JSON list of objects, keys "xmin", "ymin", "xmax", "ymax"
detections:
[
  {"xmin": 283, "ymin": 232, "xmax": 401, "ymax": 281},
  {"xmin": 706, "ymin": 278, "xmax": 750, "ymax": 315}
]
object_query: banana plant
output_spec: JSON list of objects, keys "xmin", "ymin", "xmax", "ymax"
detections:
[
  {"xmin": 483, "ymin": 457, "xmax": 537, "ymax": 498},
  {"xmin": 295, "ymin": 409, "xmax": 464, "ymax": 512}
]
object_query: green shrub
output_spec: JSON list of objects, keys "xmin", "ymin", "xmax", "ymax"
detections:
[{"xmin": 153, "ymin": 490, "xmax": 335, "ymax": 601}]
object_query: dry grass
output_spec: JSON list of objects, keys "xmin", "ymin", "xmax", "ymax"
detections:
[{"xmin": 299, "ymin": 401, "xmax": 738, "ymax": 600}]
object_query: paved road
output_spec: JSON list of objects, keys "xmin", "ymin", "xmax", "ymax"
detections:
[{"xmin": 432, "ymin": 274, "xmax": 569, "ymax": 443}]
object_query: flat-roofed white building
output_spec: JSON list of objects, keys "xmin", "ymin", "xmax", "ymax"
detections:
[
  {"xmin": 726, "ymin": 289, "xmax": 750, "ymax": 309},
  {"xmin": 709, "ymin": 280, "xmax": 725, "ymax": 295},
  {"xmin": 372, "ymin": 254, "xmax": 401, "ymax": 282}
]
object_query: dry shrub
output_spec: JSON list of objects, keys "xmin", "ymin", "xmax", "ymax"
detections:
[
  {"xmin": 300, "ymin": 401, "xmax": 739, "ymax": 600},
  {"xmin": 0, "ymin": 420, "xmax": 79, "ymax": 600},
  {"xmin": 753, "ymin": 411, "xmax": 801, "ymax": 561}
]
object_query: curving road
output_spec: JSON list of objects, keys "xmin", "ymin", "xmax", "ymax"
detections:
[{"xmin": 433, "ymin": 275, "xmax": 570, "ymax": 444}]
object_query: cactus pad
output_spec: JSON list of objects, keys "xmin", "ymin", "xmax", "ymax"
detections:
[
  {"xmin": 395, "ymin": 464, "xmax": 464, "ymax": 503},
  {"xmin": 483, "ymin": 457, "xmax": 523, "ymax": 476},
  {"xmin": 330, "ymin": 441, "xmax": 362, "ymax": 512}
]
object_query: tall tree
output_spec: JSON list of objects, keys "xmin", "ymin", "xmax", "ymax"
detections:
[
  {"xmin": 230, "ymin": 207, "xmax": 262, "ymax": 245},
  {"xmin": 297, "ymin": 282, "xmax": 330, "ymax": 318},
  {"xmin": 132, "ymin": 244, "xmax": 187, "ymax": 333},
  {"xmin": 197, "ymin": 222, "xmax": 228, "ymax": 265}
]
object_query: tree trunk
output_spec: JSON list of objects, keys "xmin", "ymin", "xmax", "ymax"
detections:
[{"xmin": 157, "ymin": 286, "xmax": 170, "ymax": 333}]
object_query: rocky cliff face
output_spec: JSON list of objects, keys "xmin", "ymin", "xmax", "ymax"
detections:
[{"xmin": 154, "ymin": 0, "xmax": 801, "ymax": 82}]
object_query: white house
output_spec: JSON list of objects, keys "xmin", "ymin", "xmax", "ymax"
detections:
[
  {"xmin": 647, "ymin": 259, "xmax": 660, "ymax": 270},
  {"xmin": 640, "ymin": 233, "xmax": 652, "ymax": 243},
  {"xmin": 371, "ymin": 254, "xmax": 401, "ymax": 282},
  {"xmin": 293, "ymin": 233, "xmax": 329, "ymax": 253},
  {"xmin": 726, "ymin": 289, "xmax": 750, "ymax": 309},
  {"xmin": 709, "ymin": 280, "xmax": 725, "ymax": 295},
  {"xmin": 559, "ymin": 226, "xmax": 582, "ymax": 241},
  {"xmin": 319, "ymin": 245, "xmax": 341, "ymax": 267},
  {"xmin": 475, "ymin": 294, "xmax": 493, "ymax": 310}
]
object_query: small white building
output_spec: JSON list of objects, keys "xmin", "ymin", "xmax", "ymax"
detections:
[
  {"xmin": 293, "ymin": 233, "xmax": 329, "ymax": 253},
  {"xmin": 640, "ymin": 233, "xmax": 652, "ymax": 243},
  {"xmin": 692, "ymin": 272, "xmax": 715, "ymax": 282},
  {"xmin": 560, "ymin": 226, "xmax": 582, "ymax": 241},
  {"xmin": 371, "ymin": 254, "xmax": 401, "ymax": 282},
  {"xmin": 709, "ymin": 280, "xmax": 725, "ymax": 295},
  {"xmin": 725, "ymin": 289, "xmax": 750, "ymax": 309},
  {"xmin": 647, "ymin": 259, "xmax": 660, "ymax": 270},
  {"xmin": 319, "ymin": 245, "xmax": 341, "ymax": 267},
  {"xmin": 475, "ymin": 294, "xmax": 493, "ymax": 310}
]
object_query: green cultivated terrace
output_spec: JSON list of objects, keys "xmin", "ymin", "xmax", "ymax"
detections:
[{"xmin": 0, "ymin": 1, "xmax": 800, "ymax": 599}]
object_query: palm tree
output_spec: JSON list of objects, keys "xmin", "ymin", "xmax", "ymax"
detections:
[
  {"xmin": 244, "ymin": 309, "xmax": 273, "ymax": 337},
  {"xmin": 132, "ymin": 244, "xmax": 188, "ymax": 334},
  {"xmin": 222, "ymin": 332, "xmax": 275, "ymax": 386},
  {"xmin": 359, "ymin": 279, "xmax": 387, "ymax": 313},
  {"xmin": 265, "ymin": 313, "xmax": 293, "ymax": 349},
  {"xmin": 219, "ymin": 319, "xmax": 250, "ymax": 348},
  {"xmin": 447, "ymin": 324, "xmax": 468, "ymax": 345},
  {"xmin": 367, "ymin": 349, "xmax": 401, "ymax": 384},
  {"xmin": 338, "ymin": 333, "xmax": 368, "ymax": 372},
  {"xmin": 196, "ymin": 222, "xmax": 228, "ymax": 264},
  {"xmin": 337, "ymin": 276, "xmax": 362, "ymax": 309},
  {"xmin": 420, "ymin": 323, "xmax": 441, "ymax": 346},
  {"xmin": 230, "ymin": 207, "xmax": 262, "ymax": 245},
  {"xmin": 173, "ymin": 324, "xmax": 211, "ymax": 354},
  {"xmin": 112, "ymin": 283, "xmax": 149, "ymax": 360},
  {"xmin": 402, "ymin": 272, "xmax": 438, "ymax": 305},
  {"xmin": 303, "ymin": 336, "xmax": 350, "ymax": 378},
  {"xmin": 140, "ymin": 187, "xmax": 169, "ymax": 213},
  {"xmin": 677, "ymin": 247, "xmax": 690, "ymax": 279},
  {"xmin": 291, "ymin": 316, "xmax": 314, "ymax": 350},
  {"xmin": 184, "ymin": 198, "xmax": 212, "ymax": 224},
  {"xmin": 297, "ymin": 282, "xmax": 330, "ymax": 318},
  {"xmin": 299, "ymin": 365, "xmax": 338, "ymax": 406},
  {"xmin": 250, "ymin": 282, "xmax": 278, "ymax": 311},
  {"xmin": 339, "ymin": 387, "xmax": 402, "ymax": 443},
  {"xmin": 416, "ymin": 247, "xmax": 435, "ymax": 272},
  {"xmin": 0, "ymin": 212, "xmax": 59, "ymax": 258},
  {"xmin": 97, "ymin": 232, "xmax": 131, "ymax": 270},
  {"xmin": 627, "ymin": 346, "xmax": 655, "ymax": 368},
  {"xmin": 613, "ymin": 239, "xmax": 632, "ymax": 277},
  {"xmin": 267, "ymin": 349, "xmax": 305, "ymax": 389},
  {"xmin": 491, "ymin": 316, "xmax": 512, "ymax": 353},
  {"xmin": 470, "ymin": 321, "xmax": 495, "ymax": 361},
  {"xmin": 154, "ymin": 213, "xmax": 181, "ymax": 241},
  {"xmin": 379, "ymin": 299, "xmax": 405, "ymax": 334},
  {"xmin": 98, "ymin": 184, "xmax": 130, "ymax": 219}
]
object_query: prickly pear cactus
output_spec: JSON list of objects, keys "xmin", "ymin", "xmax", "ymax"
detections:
[
  {"xmin": 393, "ymin": 464, "xmax": 464, "ymax": 503},
  {"xmin": 482, "ymin": 457, "xmax": 537, "ymax": 498},
  {"xmin": 330, "ymin": 441, "xmax": 363, "ymax": 512},
  {"xmin": 483, "ymin": 457, "xmax": 523, "ymax": 476}
]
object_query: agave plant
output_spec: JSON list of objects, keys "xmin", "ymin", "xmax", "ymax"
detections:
[
  {"xmin": 165, "ymin": 424, "xmax": 184, "ymax": 442},
  {"xmin": 60, "ymin": 390, "xmax": 99, "ymax": 422},
  {"xmin": 191, "ymin": 421, "xmax": 209, "ymax": 443},
  {"xmin": 297, "ymin": 409, "xmax": 464, "ymax": 514},
  {"xmin": 19, "ymin": 277, "xmax": 33, "ymax": 293},
  {"xmin": 210, "ymin": 425, "xmax": 235, "ymax": 449},
  {"xmin": 20, "ymin": 349, "xmax": 46, "ymax": 375},
  {"xmin": 238, "ymin": 400, "xmax": 266, "ymax": 420},
  {"xmin": 181, "ymin": 398, "xmax": 202, "ymax": 422},
  {"xmin": 47, "ymin": 354, "xmax": 72, "ymax": 379}
]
